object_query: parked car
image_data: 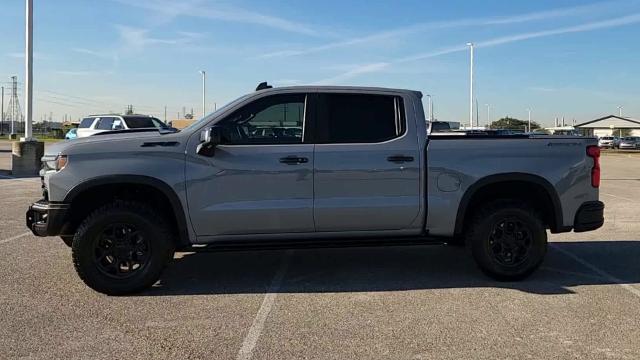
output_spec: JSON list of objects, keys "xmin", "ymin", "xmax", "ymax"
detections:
[
  {"xmin": 26, "ymin": 84, "xmax": 604, "ymax": 295},
  {"xmin": 76, "ymin": 115, "xmax": 169, "ymax": 138},
  {"xmin": 64, "ymin": 128, "xmax": 78, "ymax": 140},
  {"xmin": 598, "ymin": 136, "xmax": 620, "ymax": 148},
  {"xmin": 619, "ymin": 136, "xmax": 640, "ymax": 149}
]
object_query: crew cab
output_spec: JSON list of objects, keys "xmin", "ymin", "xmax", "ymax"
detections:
[{"xmin": 26, "ymin": 84, "xmax": 604, "ymax": 295}]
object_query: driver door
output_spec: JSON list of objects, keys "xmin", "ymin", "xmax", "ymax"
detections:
[{"xmin": 185, "ymin": 93, "xmax": 315, "ymax": 237}]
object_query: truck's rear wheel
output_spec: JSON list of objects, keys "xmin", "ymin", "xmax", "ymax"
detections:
[
  {"xmin": 466, "ymin": 200, "xmax": 547, "ymax": 281},
  {"xmin": 71, "ymin": 201, "xmax": 175, "ymax": 295}
]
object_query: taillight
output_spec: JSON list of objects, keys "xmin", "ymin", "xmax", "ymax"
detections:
[{"xmin": 587, "ymin": 145, "xmax": 600, "ymax": 188}]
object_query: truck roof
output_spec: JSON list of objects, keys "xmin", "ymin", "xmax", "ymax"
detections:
[{"xmin": 256, "ymin": 85, "xmax": 423, "ymax": 99}]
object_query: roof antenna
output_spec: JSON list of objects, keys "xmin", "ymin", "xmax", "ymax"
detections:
[{"xmin": 255, "ymin": 82, "xmax": 272, "ymax": 91}]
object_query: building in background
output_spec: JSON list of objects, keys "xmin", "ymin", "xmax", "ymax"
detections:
[{"xmin": 575, "ymin": 115, "xmax": 640, "ymax": 137}]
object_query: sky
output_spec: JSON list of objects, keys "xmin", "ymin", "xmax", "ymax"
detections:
[{"xmin": 1, "ymin": 0, "xmax": 639, "ymax": 126}]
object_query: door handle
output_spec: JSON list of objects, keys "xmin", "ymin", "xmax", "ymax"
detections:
[
  {"xmin": 387, "ymin": 155, "xmax": 414, "ymax": 163},
  {"xmin": 279, "ymin": 156, "xmax": 309, "ymax": 165}
]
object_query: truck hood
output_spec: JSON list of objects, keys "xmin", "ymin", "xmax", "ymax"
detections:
[{"xmin": 44, "ymin": 131, "xmax": 181, "ymax": 157}]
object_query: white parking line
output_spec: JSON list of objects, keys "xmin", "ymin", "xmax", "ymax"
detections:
[
  {"xmin": 0, "ymin": 174, "xmax": 39, "ymax": 183},
  {"xmin": 601, "ymin": 192, "xmax": 637, "ymax": 203},
  {"xmin": 0, "ymin": 232, "xmax": 31, "ymax": 245},
  {"xmin": 551, "ymin": 244, "xmax": 640, "ymax": 299},
  {"xmin": 237, "ymin": 250, "xmax": 293, "ymax": 360}
]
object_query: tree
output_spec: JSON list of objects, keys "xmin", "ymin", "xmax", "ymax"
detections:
[{"xmin": 490, "ymin": 117, "xmax": 541, "ymax": 131}]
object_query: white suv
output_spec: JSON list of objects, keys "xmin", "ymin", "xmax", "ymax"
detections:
[{"xmin": 76, "ymin": 115, "xmax": 168, "ymax": 138}]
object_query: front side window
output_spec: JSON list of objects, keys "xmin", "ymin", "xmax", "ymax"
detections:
[
  {"xmin": 218, "ymin": 94, "xmax": 306, "ymax": 145},
  {"xmin": 316, "ymin": 93, "xmax": 405, "ymax": 143},
  {"xmin": 79, "ymin": 118, "xmax": 95, "ymax": 128}
]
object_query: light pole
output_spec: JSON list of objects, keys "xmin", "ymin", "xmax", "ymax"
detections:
[
  {"xmin": 485, "ymin": 104, "xmax": 490, "ymax": 126},
  {"xmin": 467, "ymin": 42, "xmax": 474, "ymax": 129},
  {"xmin": 617, "ymin": 105, "xmax": 623, "ymax": 117},
  {"xmin": 526, "ymin": 108, "xmax": 532, "ymax": 132},
  {"xmin": 426, "ymin": 94, "xmax": 433, "ymax": 121},
  {"xmin": 24, "ymin": 0, "xmax": 34, "ymax": 140},
  {"xmin": 1, "ymin": 86, "xmax": 4, "ymax": 136},
  {"xmin": 199, "ymin": 70, "xmax": 206, "ymax": 118}
]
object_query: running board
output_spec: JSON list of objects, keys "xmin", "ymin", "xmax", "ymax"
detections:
[{"xmin": 181, "ymin": 236, "xmax": 450, "ymax": 253}]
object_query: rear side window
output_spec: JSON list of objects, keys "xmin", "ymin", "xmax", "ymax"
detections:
[
  {"xmin": 79, "ymin": 118, "xmax": 95, "ymax": 128},
  {"xmin": 124, "ymin": 117, "xmax": 164, "ymax": 129},
  {"xmin": 95, "ymin": 117, "xmax": 115, "ymax": 130},
  {"xmin": 315, "ymin": 93, "xmax": 405, "ymax": 143}
]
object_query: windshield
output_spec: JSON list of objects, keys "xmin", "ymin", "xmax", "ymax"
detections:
[
  {"xmin": 124, "ymin": 117, "xmax": 167, "ymax": 129},
  {"xmin": 181, "ymin": 93, "xmax": 253, "ymax": 132}
]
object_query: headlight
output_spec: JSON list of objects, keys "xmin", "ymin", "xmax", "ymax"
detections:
[{"xmin": 55, "ymin": 155, "xmax": 68, "ymax": 171}]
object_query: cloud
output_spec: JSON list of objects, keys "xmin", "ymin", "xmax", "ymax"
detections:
[
  {"xmin": 314, "ymin": 63, "xmax": 390, "ymax": 85},
  {"xmin": 260, "ymin": 0, "xmax": 625, "ymax": 59},
  {"xmin": 475, "ymin": 13, "xmax": 640, "ymax": 48},
  {"xmin": 318, "ymin": 13, "xmax": 640, "ymax": 84},
  {"xmin": 55, "ymin": 70, "xmax": 114, "ymax": 76},
  {"xmin": 115, "ymin": 25, "xmax": 199, "ymax": 52},
  {"xmin": 111, "ymin": 0, "xmax": 321, "ymax": 37},
  {"xmin": 6, "ymin": 52, "xmax": 48, "ymax": 60},
  {"xmin": 528, "ymin": 86, "xmax": 558, "ymax": 92}
]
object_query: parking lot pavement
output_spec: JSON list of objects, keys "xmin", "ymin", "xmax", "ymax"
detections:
[{"xmin": 0, "ymin": 146, "xmax": 639, "ymax": 359}]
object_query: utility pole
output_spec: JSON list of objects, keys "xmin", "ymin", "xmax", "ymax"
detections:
[
  {"xmin": 426, "ymin": 94, "xmax": 433, "ymax": 121},
  {"xmin": 526, "ymin": 108, "xmax": 531, "ymax": 132},
  {"xmin": 467, "ymin": 42, "xmax": 474, "ymax": 129},
  {"xmin": 199, "ymin": 70, "xmax": 206, "ymax": 118},
  {"xmin": 164, "ymin": 106, "xmax": 167, "ymax": 124},
  {"xmin": 617, "ymin": 105, "xmax": 623, "ymax": 117},
  {"xmin": 24, "ymin": 0, "xmax": 34, "ymax": 140}
]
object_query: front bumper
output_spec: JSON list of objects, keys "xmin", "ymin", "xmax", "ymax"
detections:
[
  {"xmin": 573, "ymin": 201, "xmax": 604, "ymax": 232},
  {"xmin": 26, "ymin": 200, "xmax": 70, "ymax": 237}
]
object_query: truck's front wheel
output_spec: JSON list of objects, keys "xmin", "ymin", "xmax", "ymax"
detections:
[
  {"xmin": 71, "ymin": 201, "xmax": 175, "ymax": 295},
  {"xmin": 466, "ymin": 200, "xmax": 547, "ymax": 281}
]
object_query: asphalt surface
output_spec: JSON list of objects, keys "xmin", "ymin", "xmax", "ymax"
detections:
[{"xmin": 0, "ymin": 140, "xmax": 639, "ymax": 359}]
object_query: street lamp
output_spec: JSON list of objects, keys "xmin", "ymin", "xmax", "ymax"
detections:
[
  {"xmin": 467, "ymin": 42, "xmax": 474, "ymax": 129},
  {"xmin": 485, "ymin": 104, "xmax": 490, "ymax": 125},
  {"xmin": 425, "ymin": 94, "xmax": 433, "ymax": 122},
  {"xmin": 526, "ymin": 108, "xmax": 532, "ymax": 132},
  {"xmin": 199, "ymin": 70, "xmax": 206, "ymax": 118},
  {"xmin": 24, "ymin": 0, "xmax": 34, "ymax": 140}
]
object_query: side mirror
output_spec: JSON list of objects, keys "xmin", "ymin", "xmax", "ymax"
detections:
[{"xmin": 196, "ymin": 125, "xmax": 223, "ymax": 157}]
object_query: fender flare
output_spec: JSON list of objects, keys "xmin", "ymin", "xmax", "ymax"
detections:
[
  {"xmin": 453, "ymin": 173, "xmax": 565, "ymax": 235},
  {"xmin": 64, "ymin": 175, "xmax": 190, "ymax": 246}
]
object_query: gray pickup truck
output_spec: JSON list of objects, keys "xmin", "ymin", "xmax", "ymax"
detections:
[{"xmin": 26, "ymin": 84, "xmax": 604, "ymax": 295}]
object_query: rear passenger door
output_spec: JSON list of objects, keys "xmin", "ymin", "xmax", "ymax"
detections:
[{"xmin": 312, "ymin": 93, "xmax": 421, "ymax": 232}]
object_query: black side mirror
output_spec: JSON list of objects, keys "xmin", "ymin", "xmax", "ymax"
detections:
[{"xmin": 196, "ymin": 125, "xmax": 223, "ymax": 157}]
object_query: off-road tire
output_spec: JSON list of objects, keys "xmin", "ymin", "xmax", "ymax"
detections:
[
  {"xmin": 60, "ymin": 235, "xmax": 74, "ymax": 247},
  {"xmin": 466, "ymin": 200, "xmax": 547, "ymax": 281},
  {"xmin": 71, "ymin": 201, "xmax": 175, "ymax": 295}
]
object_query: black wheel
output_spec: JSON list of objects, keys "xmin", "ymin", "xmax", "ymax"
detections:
[
  {"xmin": 466, "ymin": 200, "xmax": 547, "ymax": 281},
  {"xmin": 60, "ymin": 235, "xmax": 74, "ymax": 247},
  {"xmin": 72, "ymin": 201, "xmax": 175, "ymax": 295}
]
